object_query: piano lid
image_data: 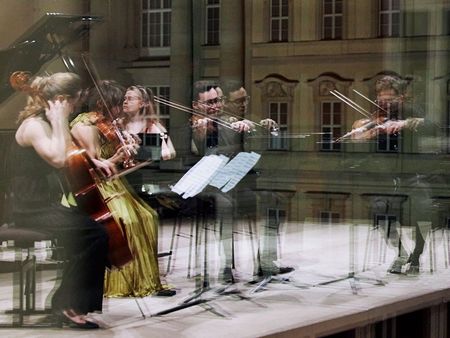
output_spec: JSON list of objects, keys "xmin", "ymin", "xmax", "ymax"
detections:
[{"xmin": 0, "ymin": 13, "xmax": 102, "ymax": 104}]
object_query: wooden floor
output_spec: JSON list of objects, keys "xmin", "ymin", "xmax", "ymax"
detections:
[{"xmin": 0, "ymin": 220, "xmax": 449, "ymax": 337}]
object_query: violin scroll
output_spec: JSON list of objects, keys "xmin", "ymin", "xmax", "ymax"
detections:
[{"xmin": 10, "ymin": 71, "xmax": 33, "ymax": 93}]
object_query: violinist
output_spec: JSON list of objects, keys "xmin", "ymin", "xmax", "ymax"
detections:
[
  {"xmin": 225, "ymin": 86, "xmax": 294, "ymax": 281},
  {"xmin": 122, "ymin": 85, "xmax": 176, "ymax": 160},
  {"xmin": 190, "ymin": 86, "xmax": 249, "ymax": 283},
  {"xmin": 70, "ymin": 81, "xmax": 175, "ymax": 297},
  {"xmin": 191, "ymin": 86, "xmax": 254, "ymax": 156},
  {"xmin": 348, "ymin": 75, "xmax": 435, "ymax": 275},
  {"xmin": 9, "ymin": 72, "xmax": 108, "ymax": 329},
  {"xmin": 349, "ymin": 75, "xmax": 423, "ymax": 141}
]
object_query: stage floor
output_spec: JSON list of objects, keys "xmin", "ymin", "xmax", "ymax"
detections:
[{"xmin": 0, "ymin": 219, "xmax": 449, "ymax": 337}]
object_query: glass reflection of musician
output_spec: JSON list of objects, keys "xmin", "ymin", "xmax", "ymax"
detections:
[
  {"xmin": 350, "ymin": 75, "xmax": 435, "ymax": 275},
  {"xmin": 227, "ymin": 87, "xmax": 293, "ymax": 281},
  {"xmin": 10, "ymin": 72, "xmax": 108, "ymax": 329},
  {"xmin": 349, "ymin": 75, "xmax": 423, "ymax": 141},
  {"xmin": 191, "ymin": 85, "xmax": 253, "ymax": 284},
  {"xmin": 70, "ymin": 81, "xmax": 175, "ymax": 297}
]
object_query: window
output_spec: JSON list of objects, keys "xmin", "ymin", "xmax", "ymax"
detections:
[
  {"xmin": 268, "ymin": 102, "xmax": 288, "ymax": 150},
  {"xmin": 320, "ymin": 211, "xmax": 340, "ymax": 225},
  {"xmin": 141, "ymin": 0, "xmax": 171, "ymax": 49},
  {"xmin": 379, "ymin": 0, "xmax": 400, "ymax": 37},
  {"xmin": 323, "ymin": 0, "xmax": 343, "ymax": 40},
  {"xmin": 205, "ymin": 0, "xmax": 220, "ymax": 45},
  {"xmin": 270, "ymin": 0, "xmax": 289, "ymax": 42},
  {"xmin": 321, "ymin": 101, "xmax": 341, "ymax": 151}
]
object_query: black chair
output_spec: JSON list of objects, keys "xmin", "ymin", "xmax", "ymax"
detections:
[{"xmin": 0, "ymin": 226, "xmax": 59, "ymax": 327}]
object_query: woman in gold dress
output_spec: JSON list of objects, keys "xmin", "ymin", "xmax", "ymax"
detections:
[{"xmin": 70, "ymin": 80, "xmax": 174, "ymax": 297}]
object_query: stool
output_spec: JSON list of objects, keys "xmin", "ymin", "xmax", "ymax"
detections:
[{"xmin": 0, "ymin": 226, "xmax": 58, "ymax": 327}]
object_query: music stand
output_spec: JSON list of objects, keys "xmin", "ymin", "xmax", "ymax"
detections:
[{"xmin": 312, "ymin": 222, "xmax": 385, "ymax": 295}]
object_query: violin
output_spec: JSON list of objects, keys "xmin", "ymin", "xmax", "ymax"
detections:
[
  {"xmin": 154, "ymin": 95, "xmax": 280, "ymax": 136},
  {"xmin": 331, "ymin": 89, "xmax": 423, "ymax": 142},
  {"xmin": 95, "ymin": 116, "xmax": 137, "ymax": 169},
  {"xmin": 10, "ymin": 70, "xmax": 133, "ymax": 269}
]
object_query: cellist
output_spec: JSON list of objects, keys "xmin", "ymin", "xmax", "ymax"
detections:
[{"xmin": 9, "ymin": 72, "xmax": 108, "ymax": 329}]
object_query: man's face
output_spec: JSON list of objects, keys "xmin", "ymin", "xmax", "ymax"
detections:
[
  {"xmin": 229, "ymin": 90, "xmax": 249, "ymax": 115},
  {"xmin": 376, "ymin": 88, "xmax": 403, "ymax": 116},
  {"xmin": 197, "ymin": 88, "xmax": 223, "ymax": 115}
]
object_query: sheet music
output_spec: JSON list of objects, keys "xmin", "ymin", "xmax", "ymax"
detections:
[
  {"xmin": 218, "ymin": 152, "xmax": 261, "ymax": 193},
  {"xmin": 171, "ymin": 155, "xmax": 229, "ymax": 198}
]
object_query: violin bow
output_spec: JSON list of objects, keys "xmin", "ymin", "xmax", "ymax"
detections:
[{"xmin": 80, "ymin": 54, "xmax": 133, "ymax": 160}]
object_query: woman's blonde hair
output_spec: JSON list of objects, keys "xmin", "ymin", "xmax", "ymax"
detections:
[
  {"xmin": 126, "ymin": 85, "xmax": 155, "ymax": 117},
  {"xmin": 17, "ymin": 72, "xmax": 81, "ymax": 123}
]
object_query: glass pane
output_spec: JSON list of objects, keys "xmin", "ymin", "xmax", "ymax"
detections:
[
  {"xmin": 150, "ymin": 0, "xmax": 160, "ymax": 10},
  {"xmin": 272, "ymin": 0, "xmax": 280, "ymax": 17},
  {"xmin": 271, "ymin": 20, "xmax": 280, "ymax": 41},
  {"xmin": 142, "ymin": 13, "xmax": 148, "ymax": 47},
  {"xmin": 380, "ymin": 13, "xmax": 389, "ymax": 25},
  {"xmin": 392, "ymin": 0, "xmax": 400, "ymax": 10},
  {"xmin": 281, "ymin": 20, "xmax": 288, "ymax": 41},
  {"xmin": 323, "ymin": 112, "xmax": 331, "ymax": 124},
  {"xmin": 281, "ymin": 0, "xmax": 289, "ymax": 17},
  {"xmin": 333, "ymin": 112, "xmax": 341, "ymax": 124},
  {"xmin": 380, "ymin": 0, "xmax": 390, "ymax": 11},
  {"xmin": 163, "ymin": 12, "xmax": 171, "ymax": 46},
  {"xmin": 392, "ymin": 12, "xmax": 400, "ymax": 26},
  {"xmin": 333, "ymin": 102, "xmax": 341, "ymax": 113},
  {"xmin": 324, "ymin": 1, "xmax": 333, "ymax": 15},
  {"xmin": 335, "ymin": 0, "xmax": 343, "ymax": 13}
]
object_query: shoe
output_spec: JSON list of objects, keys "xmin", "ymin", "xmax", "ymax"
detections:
[
  {"xmin": 155, "ymin": 289, "xmax": 176, "ymax": 297},
  {"xmin": 54, "ymin": 312, "xmax": 100, "ymax": 329},
  {"xmin": 388, "ymin": 256, "xmax": 408, "ymax": 274},
  {"xmin": 277, "ymin": 266, "xmax": 295, "ymax": 275}
]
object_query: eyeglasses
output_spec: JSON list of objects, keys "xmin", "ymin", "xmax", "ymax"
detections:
[
  {"xmin": 124, "ymin": 96, "xmax": 141, "ymax": 102},
  {"xmin": 197, "ymin": 97, "xmax": 224, "ymax": 106}
]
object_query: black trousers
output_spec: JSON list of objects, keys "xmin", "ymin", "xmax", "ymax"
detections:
[{"xmin": 14, "ymin": 204, "xmax": 109, "ymax": 315}]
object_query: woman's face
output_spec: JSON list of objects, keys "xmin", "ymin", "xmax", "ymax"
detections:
[{"xmin": 123, "ymin": 89, "xmax": 143, "ymax": 115}]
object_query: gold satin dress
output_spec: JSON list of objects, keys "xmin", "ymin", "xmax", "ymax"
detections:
[{"xmin": 71, "ymin": 112, "xmax": 163, "ymax": 297}]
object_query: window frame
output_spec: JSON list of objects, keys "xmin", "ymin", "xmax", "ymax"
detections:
[
  {"xmin": 320, "ymin": 100, "xmax": 342, "ymax": 152},
  {"xmin": 322, "ymin": 0, "xmax": 343, "ymax": 40},
  {"xmin": 205, "ymin": 0, "xmax": 221, "ymax": 45},
  {"xmin": 140, "ymin": 0, "xmax": 172, "ymax": 57},
  {"xmin": 270, "ymin": 0, "xmax": 289, "ymax": 42},
  {"xmin": 378, "ymin": 0, "xmax": 401, "ymax": 38}
]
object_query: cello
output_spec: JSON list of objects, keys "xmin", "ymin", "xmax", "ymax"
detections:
[{"xmin": 10, "ymin": 70, "xmax": 133, "ymax": 269}]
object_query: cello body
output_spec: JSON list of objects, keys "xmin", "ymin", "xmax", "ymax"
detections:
[{"xmin": 65, "ymin": 145, "xmax": 133, "ymax": 268}]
